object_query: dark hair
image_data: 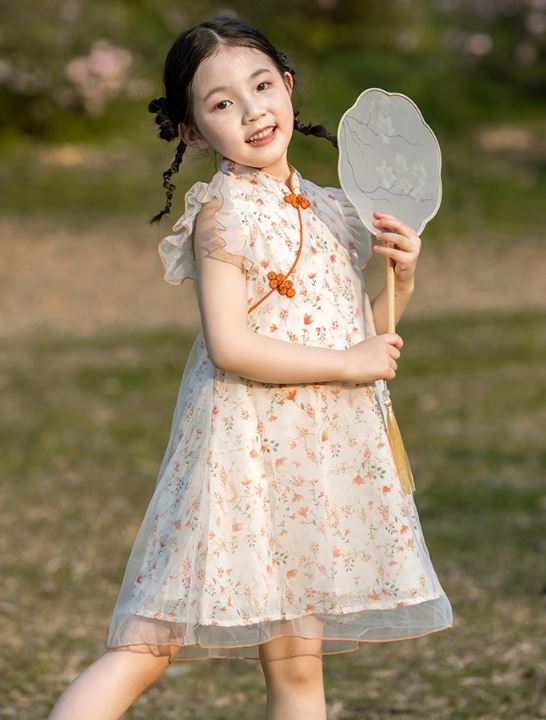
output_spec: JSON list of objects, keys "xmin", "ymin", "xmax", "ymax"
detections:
[{"xmin": 147, "ymin": 15, "xmax": 338, "ymax": 224}]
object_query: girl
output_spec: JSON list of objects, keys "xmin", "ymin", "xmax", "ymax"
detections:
[{"xmin": 49, "ymin": 15, "xmax": 452, "ymax": 720}]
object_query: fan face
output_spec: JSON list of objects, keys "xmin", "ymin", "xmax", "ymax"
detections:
[{"xmin": 337, "ymin": 88, "xmax": 442, "ymax": 237}]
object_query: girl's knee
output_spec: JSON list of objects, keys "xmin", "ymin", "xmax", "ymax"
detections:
[
  {"xmin": 259, "ymin": 636, "xmax": 323, "ymax": 687},
  {"xmin": 275, "ymin": 656, "xmax": 322, "ymax": 687}
]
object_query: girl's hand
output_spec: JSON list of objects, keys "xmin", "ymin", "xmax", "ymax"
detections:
[
  {"xmin": 343, "ymin": 332, "xmax": 404, "ymax": 384},
  {"xmin": 372, "ymin": 211, "xmax": 421, "ymax": 289}
]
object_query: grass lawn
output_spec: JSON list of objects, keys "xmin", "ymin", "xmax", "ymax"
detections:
[{"xmin": 1, "ymin": 309, "xmax": 545, "ymax": 719}]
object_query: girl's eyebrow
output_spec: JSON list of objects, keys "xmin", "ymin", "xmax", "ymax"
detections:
[{"xmin": 203, "ymin": 68, "xmax": 272, "ymax": 102}]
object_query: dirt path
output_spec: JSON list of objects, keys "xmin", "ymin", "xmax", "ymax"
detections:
[{"xmin": 2, "ymin": 216, "xmax": 544, "ymax": 341}]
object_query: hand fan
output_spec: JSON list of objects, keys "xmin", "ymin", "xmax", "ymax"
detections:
[{"xmin": 337, "ymin": 88, "xmax": 442, "ymax": 496}]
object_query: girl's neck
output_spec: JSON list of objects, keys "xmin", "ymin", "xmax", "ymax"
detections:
[
  {"xmin": 258, "ymin": 158, "xmax": 292, "ymax": 186},
  {"xmin": 219, "ymin": 155, "xmax": 294, "ymax": 189}
]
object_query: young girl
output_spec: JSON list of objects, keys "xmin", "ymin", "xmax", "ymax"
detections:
[{"xmin": 49, "ymin": 15, "xmax": 452, "ymax": 720}]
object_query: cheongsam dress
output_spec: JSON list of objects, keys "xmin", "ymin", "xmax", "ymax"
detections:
[{"xmin": 105, "ymin": 156, "xmax": 453, "ymax": 663}]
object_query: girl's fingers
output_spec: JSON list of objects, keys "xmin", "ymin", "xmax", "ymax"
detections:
[
  {"xmin": 373, "ymin": 214, "xmax": 421, "ymax": 255},
  {"xmin": 375, "ymin": 231, "xmax": 412, "ymax": 249},
  {"xmin": 373, "ymin": 245, "xmax": 409, "ymax": 262},
  {"xmin": 373, "ymin": 215, "xmax": 410, "ymax": 238}
]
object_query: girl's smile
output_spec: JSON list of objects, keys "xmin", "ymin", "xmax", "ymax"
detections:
[{"xmin": 246, "ymin": 125, "xmax": 277, "ymax": 147}]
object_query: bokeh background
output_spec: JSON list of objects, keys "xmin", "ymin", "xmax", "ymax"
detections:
[{"xmin": 1, "ymin": 2, "xmax": 545, "ymax": 718}]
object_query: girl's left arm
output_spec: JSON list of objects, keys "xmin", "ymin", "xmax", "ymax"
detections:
[{"xmin": 369, "ymin": 211, "xmax": 421, "ymax": 335}]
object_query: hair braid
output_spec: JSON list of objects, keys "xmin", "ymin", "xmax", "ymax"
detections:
[
  {"xmin": 148, "ymin": 96, "xmax": 178, "ymax": 142},
  {"xmin": 148, "ymin": 139, "xmax": 187, "ymax": 224},
  {"xmin": 293, "ymin": 109, "xmax": 338, "ymax": 149}
]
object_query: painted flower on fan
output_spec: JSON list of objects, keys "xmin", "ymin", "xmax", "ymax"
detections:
[{"xmin": 376, "ymin": 160, "xmax": 396, "ymax": 189}]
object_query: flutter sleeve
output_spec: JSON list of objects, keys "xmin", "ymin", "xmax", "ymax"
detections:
[
  {"xmin": 157, "ymin": 170, "xmax": 260, "ymax": 285},
  {"xmin": 324, "ymin": 186, "xmax": 373, "ymax": 271}
]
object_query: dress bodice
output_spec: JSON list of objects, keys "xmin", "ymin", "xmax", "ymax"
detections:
[{"xmin": 157, "ymin": 157, "xmax": 375, "ymax": 350}]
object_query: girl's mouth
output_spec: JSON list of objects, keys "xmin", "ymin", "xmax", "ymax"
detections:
[{"xmin": 246, "ymin": 126, "xmax": 277, "ymax": 147}]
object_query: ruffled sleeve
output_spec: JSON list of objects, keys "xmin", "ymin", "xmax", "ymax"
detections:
[
  {"xmin": 157, "ymin": 170, "xmax": 260, "ymax": 286},
  {"xmin": 324, "ymin": 186, "xmax": 373, "ymax": 271}
]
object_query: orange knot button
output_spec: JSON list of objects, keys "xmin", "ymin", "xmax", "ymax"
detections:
[
  {"xmin": 267, "ymin": 270, "xmax": 296, "ymax": 298},
  {"xmin": 284, "ymin": 192, "xmax": 311, "ymax": 209}
]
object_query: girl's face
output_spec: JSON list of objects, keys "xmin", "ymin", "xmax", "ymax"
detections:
[{"xmin": 178, "ymin": 45, "xmax": 295, "ymax": 182}]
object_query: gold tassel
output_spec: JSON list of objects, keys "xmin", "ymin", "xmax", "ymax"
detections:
[{"xmin": 382, "ymin": 390, "xmax": 416, "ymax": 496}]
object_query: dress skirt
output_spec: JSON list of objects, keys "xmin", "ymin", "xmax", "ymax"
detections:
[{"xmin": 106, "ymin": 329, "xmax": 453, "ymax": 664}]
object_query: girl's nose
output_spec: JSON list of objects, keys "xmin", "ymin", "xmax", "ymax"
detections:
[{"xmin": 244, "ymin": 104, "xmax": 266, "ymax": 124}]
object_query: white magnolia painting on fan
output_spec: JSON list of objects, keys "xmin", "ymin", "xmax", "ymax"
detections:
[{"xmin": 337, "ymin": 88, "xmax": 442, "ymax": 237}]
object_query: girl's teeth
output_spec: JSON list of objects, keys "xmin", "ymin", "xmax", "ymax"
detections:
[{"xmin": 250, "ymin": 127, "xmax": 274, "ymax": 142}]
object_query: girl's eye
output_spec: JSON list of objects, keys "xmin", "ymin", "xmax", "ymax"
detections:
[{"xmin": 214, "ymin": 80, "xmax": 273, "ymax": 110}]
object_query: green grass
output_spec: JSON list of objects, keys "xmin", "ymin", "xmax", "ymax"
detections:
[{"xmin": 1, "ymin": 311, "xmax": 545, "ymax": 719}]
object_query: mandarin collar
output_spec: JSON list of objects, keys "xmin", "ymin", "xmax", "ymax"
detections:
[{"xmin": 218, "ymin": 157, "xmax": 302, "ymax": 194}]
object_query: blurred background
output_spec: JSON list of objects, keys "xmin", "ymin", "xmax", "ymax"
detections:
[{"xmin": 1, "ymin": 1, "xmax": 545, "ymax": 718}]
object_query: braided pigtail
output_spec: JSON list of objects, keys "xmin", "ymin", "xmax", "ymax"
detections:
[
  {"xmin": 293, "ymin": 108, "xmax": 338, "ymax": 149},
  {"xmin": 148, "ymin": 97, "xmax": 189, "ymax": 224}
]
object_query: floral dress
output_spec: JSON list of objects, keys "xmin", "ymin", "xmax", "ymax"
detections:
[{"xmin": 106, "ymin": 157, "xmax": 453, "ymax": 663}]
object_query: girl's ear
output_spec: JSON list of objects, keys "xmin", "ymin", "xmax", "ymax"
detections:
[
  {"xmin": 283, "ymin": 71, "xmax": 294, "ymax": 97},
  {"xmin": 178, "ymin": 121, "xmax": 210, "ymax": 150}
]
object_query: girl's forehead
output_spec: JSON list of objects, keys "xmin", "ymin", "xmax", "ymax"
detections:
[{"xmin": 193, "ymin": 46, "xmax": 276, "ymax": 91}]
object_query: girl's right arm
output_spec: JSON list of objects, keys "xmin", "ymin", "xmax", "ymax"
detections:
[{"xmin": 193, "ymin": 198, "xmax": 403, "ymax": 385}]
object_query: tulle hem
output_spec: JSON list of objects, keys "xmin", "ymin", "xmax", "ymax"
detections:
[
  {"xmin": 106, "ymin": 593, "xmax": 453, "ymax": 664},
  {"xmin": 106, "ymin": 623, "xmax": 453, "ymax": 664}
]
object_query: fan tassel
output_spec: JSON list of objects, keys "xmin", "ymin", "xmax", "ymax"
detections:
[{"xmin": 383, "ymin": 395, "xmax": 416, "ymax": 496}]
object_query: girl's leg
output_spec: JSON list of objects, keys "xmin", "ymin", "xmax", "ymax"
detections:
[
  {"xmin": 48, "ymin": 644, "xmax": 182, "ymax": 720},
  {"xmin": 259, "ymin": 635, "xmax": 327, "ymax": 720}
]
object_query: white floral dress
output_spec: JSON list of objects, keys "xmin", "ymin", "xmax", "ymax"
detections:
[{"xmin": 106, "ymin": 157, "xmax": 453, "ymax": 663}]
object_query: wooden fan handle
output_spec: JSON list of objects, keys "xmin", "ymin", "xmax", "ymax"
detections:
[{"xmin": 387, "ymin": 255, "xmax": 396, "ymax": 334}]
